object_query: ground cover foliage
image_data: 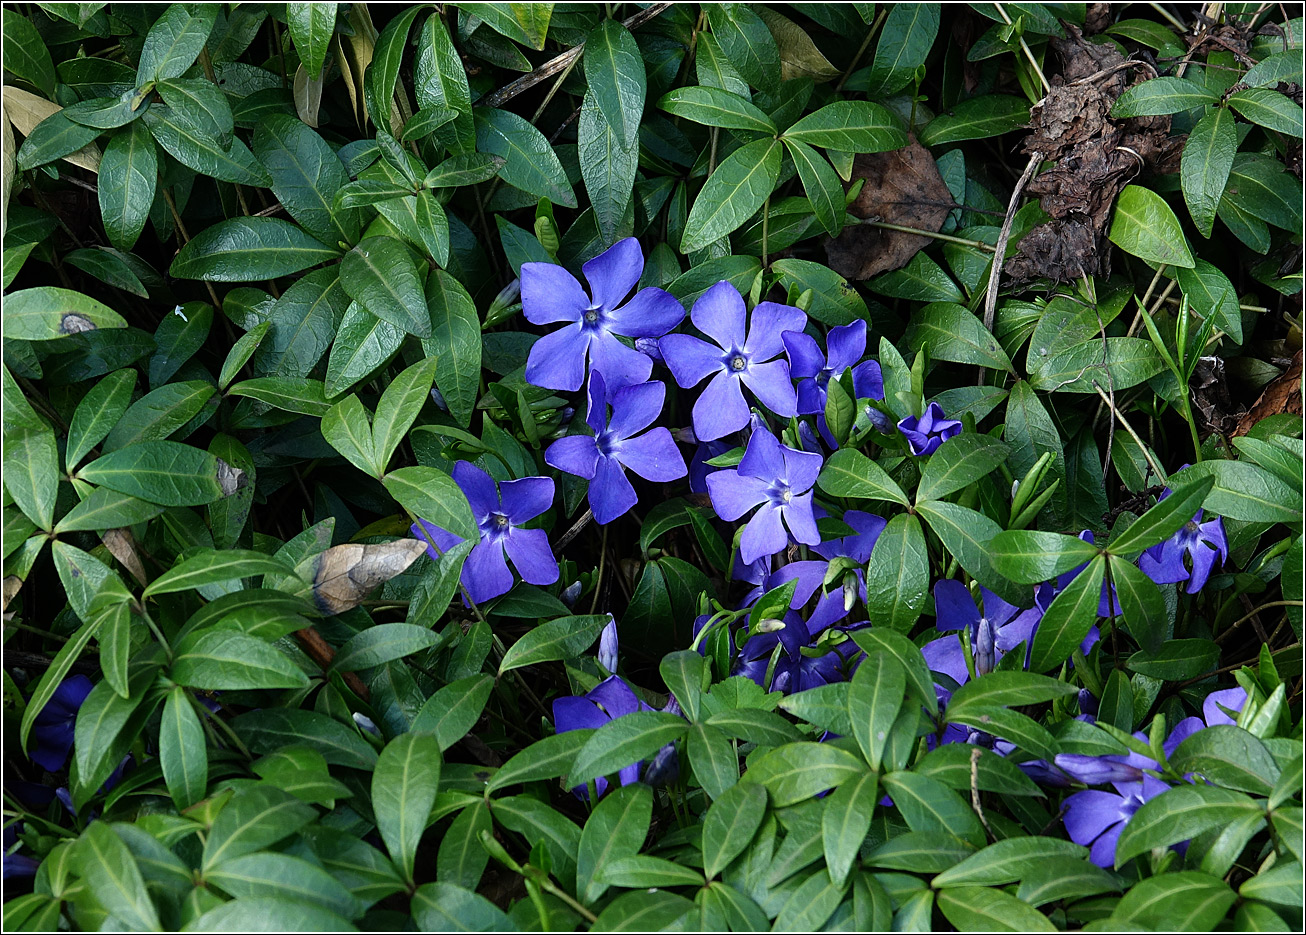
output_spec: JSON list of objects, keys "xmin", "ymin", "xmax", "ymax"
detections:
[{"xmin": 2, "ymin": 1, "xmax": 1304, "ymax": 930}]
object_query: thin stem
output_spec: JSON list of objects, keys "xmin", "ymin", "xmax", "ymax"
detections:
[
  {"xmin": 863, "ymin": 219, "xmax": 997, "ymax": 250},
  {"xmin": 835, "ymin": 9, "xmax": 886, "ymax": 93},
  {"xmin": 1092, "ymin": 382, "xmax": 1167, "ymax": 484},
  {"xmin": 995, "ymin": 3, "xmax": 1051, "ymax": 94},
  {"xmin": 589, "ymin": 526, "xmax": 609, "ymax": 614},
  {"xmin": 1148, "ymin": 1, "xmax": 1189, "ymax": 30},
  {"xmin": 761, "ymin": 194, "xmax": 770, "ymax": 268},
  {"xmin": 1214, "ymin": 600, "xmax": 1303, "ymax": 644}
]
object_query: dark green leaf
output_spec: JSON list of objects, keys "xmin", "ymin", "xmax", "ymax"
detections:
[
  {"xmin": 411, "ymin": 675, "xmax": 495, "ymax": 751},
  {"xmin": 1112, "ymin": 77, "xmax": 1219, "ymax": 117},
  {"xmin": 918, "ymin": 433, "xmax": 1011, "ymax": 501},
  {"xmin": 1171, "ymin": 725, "xmax": 1281, "ymax": 796},
  {"xmin": 333, "ymin": 623, "xmax": 442, "ymax": 672},
  {"xmin": 172, "ymin": 630, "xmax": 308, "ymax": 690},
  {"xmin": 705, "ymin": 4, "xmax": 780, "ymax": 92},
  {"xmin": 78, "ymin": 440, "xmax": 227, "ymax": 507},
  {"xmin": 99, "ymin": 121, "xmax": 156, "ymax": 251},
  {"xmin": 474, "ymin": 107, "xmax": 577, "ymax": 207},
  {"xmin": 232, "ymin": 708, "xmax": 379, "ymax": 770},
  {"xmin": 822, "ymin": 771, "xmax": 878, "ymax": 887},
  {"xmin": 286, "ymin": 2, "xmax": 336, "ymax": 79},
  {"xmin": 137, "ymin": 3, "xmax": 218, "ymax": 83},
  {"xmin": 849, "ymin": 651, "xmax": 904, "ymax": 770},
  {"xmin": 384, "ymin": 465, "xmax": 476, "ymax": 539},
  {"xmin": 785, "ymin": 139, "xmax": 843, "ymax": 236},
  {"xmin": 1229, "ymin": 88, "xmax": 1304, "ymax": 137},
  {"xmin": 4, "ymin": 286, "xmax": 128, "ymax": 341},
  {"xmin": 681, "ymin": 138, "xmax": 781, "ymax": 253},
  {"xmin": 1171, "ymin": 459, "xmax": 1301, "ymax": 524},
  {"xmin": 170, "ymin": 217, "xmax": 337, "ymax": 281},
  {"xmin": 74, "ymin": 823, "xmax": 161, "ymax": 932},
  {"xmin": 783, "ymin": 100, "xmax": 908, "ymax": 152},
  {"xmin": 1127, "ymin": 638, "xmax": 1220, "ymax": 680},
  {"xmin": 742, "ymin": 742, "xmax": 864, "ymax": 806},
  {"xmin": 202, "ymin": 785, "xmax": 317, "ymax": 870},
  {"xmin": 340, "ymin": 236, "xmax": 431, "ymax": 338},
  {"xmin": 1111, "ymin": 870, "xmax": 1236, "ymax": 928},
  {"xmin": 936, "ymin": 885, "xmax": 1056, "ymax": 931},
  {"xmin": 578, "ymin": 783, "xmax": 653, "ymax": 905},
  {"xmin": 143, "ymin": 106, "xmax": 269, "ymax": 185},
  {"xmin": 254, "ymin": 113, "xmax": 358, "ymax": 246},
  {"xmin": 1182, "ymin": 107, "xmax": 1237, "ymax": 238},
  {"xmin": 1109, "ymin": 184, "xmax": 1196, "ymax": 268},
  {"xmin": 919, "ymin": 95, "xmax": 1029, "ymax": 145},
  {"xmin": 817, "ymin": 448, "xmax": 910, "ymax": 505},
  {"xmin": 904, "ymin": 302, "xmax": 1014, "ymax": 373},
  {"xmin": 3, "ymin": 14, "xmax": 55, "ymax": 95},
  {"xmin": 1109, "ymin": 476, "xmax": 1215, "ymax": 556},
  {"xmin": 423, "ymin": 270, "xmax": 481, "ymax": 428},
  {"xmin": 658, "ymin": 86, "xmax": 776, "ymax": 133},
  {"xmin": 703, "ymin": 781, "xmax": 767, "ymax": 879},
  {"xmin": 990, "ymin": 530, "xmax": 1100, "ymax": 584},
  {"xmin": 1028, "ymin": 555, "xmax": 1105, "ymax": 672},
  {"xmin": 160, "ymin": 686, "xmax": 207, "ymax": 810},
  {"xmin": 412, "ymin": 880, "xmax": 512, "ymax": 932},
  {"xmin": 373, "ymin": 731, "xmax": 442, "ymax": 883}
]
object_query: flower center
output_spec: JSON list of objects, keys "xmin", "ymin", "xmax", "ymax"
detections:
[
  {"xmin": 484, "ymin": 511, "xmax": 512, "ymax": 540},
  {"xmin": 730, "ymin": 355, "xmax": 747, "ymax": 372},
  {"xmin": 770, "ymin": 483, "xmax": 793, "ymax": 506},
  {"xmin": 494, "ymin": 513, "xmax": 510, "ymax": 528},
  {"xmin": 583, "ymin": 304, "xmax": 602, "ymax": 326},
  {"xmin": 1184, "ymin": 519, "xmax": 1200, "ymax": 535}
]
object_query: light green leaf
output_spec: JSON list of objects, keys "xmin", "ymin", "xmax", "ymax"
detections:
[
  {"xmin": 373, "ymin": 731, "xmax": 442, "ymax": 884},
  {"xmin": 681, "ymin": 138, "xmax": 781, "ymax": 254},
  {"xmin": 1109, "ymin": 184, "xmax": 1195, "ymax": 268}
]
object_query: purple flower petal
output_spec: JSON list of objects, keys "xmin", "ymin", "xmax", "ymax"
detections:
[
  {"xmin": 522, "ymin": 262, "xmax": 589, "ymax": 325},
  {"xmin": 608, "ymin": 380, "xmax": 665, "ymax": 440},
  {"xmin": 706, "ymin": 471, "xmax": 771, "ymax": 521},
  {"xmin": 583, "ymin": 237, "xmax": 643, "ymax": 313},
  {"xmin": 745, "ymin": 301, "xmax": 806, "ymax": 360},
  {"xmin": 546, "ymin": 435, "xmax": 601, "ymax": 480},
  {"xmin": 453, "ymin": 461, "xmax": 501, "ymax": 516},
  {"xmin": 739, "ymin": 358, "xmax": 798, "ymax": 418},
  {"xmin": 598, "ymin": 617, "xmax": 619, "ymax": 673},
  {"xmin": 1201, "ymin": 686, "xmax": 1246, "ymax": 727},
  {"xmin": 554, "ymin": 695, "xmax": 608, "ymax": 733},
  {"xmin": 661, "ymin": 333, "xmax": 728, "ymax": 388},
  {"xmin": 692, "ymin": 369, "xmax": 751, "ymax": 441},
  {"xmin": 1063, "ymin": 789, "xmax": 1129, "ymax": 846},
  {"xmin": 934, "ymin": 579, "xmax": 980, "ymax": 634},
  {"xmin": 590, "ymin": 456, "xmax": 637, "ymax": 524},
  {"xmin": 589, "ymin": 675, "xmax": 644, "ymax": 718},
  {"xmin": 690, "ymin": 281, "xmax": 747, "ymax": 351},
  {"xmin": 779, "ymin": 443, "xmax": 822, "ymax": 493},
  {"xmin": 826, "ymin": 320, "xmax": 867, "ymax": 371},
  {"xmin": 782, "ymin": 492, "xmax": 820, "ymax": 546},
  {"xmin": 740, "ymin": 502, "xmax": 788, "ymax": 564},
  {"xmin": 463, "ymin": 540, "xmax": 514, "ymax": 604},
  {"xmin": 852, "ymin": 360, "xmax": 884, "ymax": 400},
  {"xmin": 796, "ymin": 379, "xmax": 825, "ymax": 416},
  {"xmin": 589, "ymin": 331, "xmax": 654, "ymax": 392},
  {"xmin": 503, "ymin": 527, "xmax": 559, "ymax": 586},
  {"xmin": 783, "ymin": 330, "xmax": 825, "ymax": 379},
  {"xmin": 499, "ymin": 476, "xmax": 555, "ymax": 524},
  {"xmin": 410, "ymin": 519, "xmax": 464, "ymax": 559},
  {"xmin": 608, "ymin": 286, "xmax": 685, "ymax": 337},
  {"xmin": 922, "ymin": 634, "xmax": 969, "ymax": 687},
  {"xmin": 617, "ymin": 428, "xmax": 687, "ymax": 483},
  {"xmin": 738, "ymin": 424, "xmax": 787, "ymax": 480},
  {"xmin": 525, "ymin": 322, "xmax": 591, "ymax": 391}
]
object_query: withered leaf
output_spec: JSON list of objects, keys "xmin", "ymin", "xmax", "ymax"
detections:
[
  {"xmin": 310, "ymin": 539, "xmax": 428, "ymax": 615},
  {"xmin": 825, "ymin": 136, "xmax": 954, "ymax": 281}
]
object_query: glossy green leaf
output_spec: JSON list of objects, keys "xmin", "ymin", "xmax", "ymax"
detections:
[
  {"xmin": 904, "ymin": 301, "xmax": 1014, "ymax": 373},
  {"xmin": 160, "ymin": 686, "xmax": 207, "ymax": 810},
  {"xmin": 783, "ymin": 100, "xmax": 907, "ymax": 152},
  {"xmin": 916, "ymin": 499, "xmax": 1023, "ymax": 605},
  {"xmin": 1109, "ymin": 475, "xmax": 1214, "ymax": 556},
  {"xmin": 849, "ymin": 651, "xmax": 904, "ymax": 770},
  {"xmin": 498, "ymin": 614, "xmax": 611, "ymax": 674},
  {"xmin": 340, "ymin": 236, "xmax": 431, "ymax": 338},
  {"xmin": 3, "ymin": 423, "xmax": 58, "ymax": 531},
  {"xmin": 568, "ymin": 712, "xmax": 688, "ymax": 786},
  {"xmin": 423, "ymin": 270, "xmax": 481, "ymax": 428},
  {"xmin": 172, "ymin": 630, "xmax": 308, "ymax": 690},
  {"xmin": 936, "ymin": 885, "xmax": 1056, "ymax": 931},
  {"xmin": 1111, "ymin": 870, "xmax": 1237, "ymax": 928},
  {"xmin": 1181, "ymin": 107, "xmax": 1237, "ymax": 239},
  {"xmin": 705, "ymin": 4, "xmax": 780, "ymax": 92},
  {"xmin": 1127, "ymin": 638, "xmax": 1220, "ymax": 680},
  {"xmin": 880, "ymin": 771, "xmax": 983, "ymax": 845},
  {"xmin": 681, "ymin": 138, "xmax": 781, "ymax": 254},
  {"xmin": 5, "ymin": 286, "xmax": 128, "ymax": 341},
  {"xmin": 474, "ymin": 107, "xmax": 577, "ymax": 207},
  {"xmin": 1112, "ymin": 77, "xmax": 1219, "ymax": 117},
  {"xmin": 98, "ymin": 121, "xmax": 156, "ymax": 251},
  {"xmin": 822, "ymin": 771, "xmax": 878, "ymax": 888},
  {"xmin": 254, "ymin": 113, "xmax": 358, "ymax": 245},
  {"xmin": 136, "ymin": 3, "xmax": 217, "ymax": 83},
  {"xmin": 1171, "ymin": 724, "xmax": 1281, "ymax": 796},
  {"xmin": 657, "ymin": 86, "xmax": 776, "ymax": 133},
  {"xmin": 232, "ymin": 708, "xmax": 378, "ymax": 770},
  {"xmin": 785, "ymin": 138, "xmax": 843, "ymax": 236},
  {"xmin": 817, "ymin": 448, "xmax": 910, "ymax": 505},
  {"xmin": 383, "ymin": 465, "xmax": 475, "ymax": 538},
  {"xmin": 171, "ymin": 217, "xmax": 337, "ymax": 281},
  {"xmin": 412, "ymin": 880, "xmax": 512, "ymax": 932},
  {"xmin": 742, "ymin": 741, "xmax": 864, "ymax": 806},
  {"xmin": 1229, "ymin": 88, "xmax": 1304, "ymax": 137},
  {"xmin": 1170, "ymin": 459, "xmax": 1301, "ymax": 524},
  {"xmin": 990, "ymin": 530, "xmax": 1100, "ymax": 584},
  {"xmin": 703, "ymin": 781, "xmax": 767, "ymax": 879},
  {"xmin": 1109, "ymin": 184, "xmax": 1196, "ymax": 268},
  {"xmin": 205, "ymin": 851, "xmax": 362, "ymax": 920},
  {"xmin": 78, "ymin": 440, "xmax": 228, "ymax": 507},
  {"xmin": 487, "ymin": 730, "xmax": 594, "ymax": 794},
  {"xmin": 919, "ymin": 95, "xmax": 1029, "ymax": 145},
  {"xmin": 286, "ymin": 2, "xmax": 336, "ymax": 79},
  {"xmin": 3, "ymin": 13, "xmax": 55, "ymax": 95},
  {"xmin": 54, "ymin": 487, "xmax": 165, "ymax": 533},
  {"xmin": 333, "ymin": 623, "xmax": 442, "ymax": 672},
  {"xmin": 145, "ymin": 549, "xmax": 291, "ymax": 597},
  {"xmin": 74, "ymin": 823, "xmax": 161, "ymax": 932},
  {"xmin": 578, "ymin": 784, "xmax": 653, "ymax": 905},
  {"xmin": 101, "ymin": 380, "xmax": 215, "ymax": 451},
  {"xmin": 373, "ymin": 731, "xmax": 442, "ymax": 884},
  {"xmin": 201, "ymin": 785, "xmax": 317, "ymax": 871},
  {"xmin": 1028, "ymin": 555, "xmax": 1105, "ymax": 672}
]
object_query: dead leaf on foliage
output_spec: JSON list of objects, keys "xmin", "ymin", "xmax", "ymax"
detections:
[
  {"xmin": 756, "ymin": 7, "xmax": 840, "ymax": 83},
  {"xmin": 102, "ymin": 528, "xmax": 148, "ymax": 587},
  {"xmin": 1235, "ymin": 349, "xmax": 1303, "ymax": 436},
  {"xmin": 310, "ymin": 538, "xmax": 428, "ymax": 615},
  {"xmin": 825, "ymin": 137, "xmax": 954, "ymax": 281}
]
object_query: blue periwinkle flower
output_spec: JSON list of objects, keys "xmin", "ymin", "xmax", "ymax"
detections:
[
  {"xmin": 897, "ymin": 401, "xmax": 962, "ymax": 456},
  {"xmin": 1138, "ymin": 486, "xmax": 1228, "ymax": 594},
  {"xmin": 411, "ymin": 461, "xmax": 558, "ymax": 605},
  {"xmin": 660, "ymin": 281, "xmax": 805, "ymax": 441},
  {"xmin": 28, "ymin": 675, "xmax": 92, "ymax": 772},
  {"xmin": 705, "ymin": 426, "xmax": 822, "ymax": 564},
  {"xmin": 522, "ymin": 238, "xmax": 685, "ymax": 392},
  {"xmin": 545, "ymin": 371, "xmax": 687, "ymax": 525}
]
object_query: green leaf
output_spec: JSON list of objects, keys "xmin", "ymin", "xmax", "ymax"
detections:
[
  {"xmin": 785, "ymin": 139, "xmax": 843, "ymax": 236},
  {"xmin": 286, "ymin": 3, "xmax": 336, "ymax": 79},
  {"xmin": 411, "ymin": 674, "xmax": 495, "ymax": 751},
  {"xmin": 1239, "ymin": 860, "xmax": 1303, "ymax": 908},
  {"xmin": 783, "ymin": 100, "xmax": 908, "ymax": 152},
  {"xmin": 232, "ymin": 708, "xmax": 378, "ymax": 770},
  {"xmin": 226, "ymin": 376, "xmax": 334, "ymax": 417},
  {"xmin": 688, "ymin": 721, "xmax": 738, "ymax": 800},
  {"xmin": 98, "ymin": 121, "xmax": 156, "ymax": 251},
  {"xmin": 1109, "ymin": 184, "xmax": 1195, "ymax": 268},
  {"xmin": 934, "ymin": 836, "xmax": 1088, "ymax": 887},
  {"xmin": 171, "ymin": 630, "xmax": 308, "ymax": 691},
  {"xmin": 136, "ymin": 3, "xmax": 217, "ymax": 83},
  {"xmin": 333, "ymin": 623, "xmax": 443, "ymax": 672},
  {"xmin": 771, "ymin": 258, "xmax": 869, "ymax": 326},
  {"xmin": 73, "ymin": 663, "xmax": 162, "ymax": 807},
  {"xmin": 703, "ymin": 781, "xmax": 767, "ymax": 879},
  {"xmin": 14, "ymin": 111, "xmax": 100, "ymax": 172},
  {"xmin": 202, "ymin": 785, "xmax": 317, "ymax": 871},
  {"xmin": 96, "ymin": 601, "xmax": 132, "ymax": 699},
  {"xmin": 340, "ymin": 236, "xmax": 431, "ymax": 338},
  {"xmin": 822, "ymin": 771, "xmax": 878, "ymax": 887},
  {"xmin": 254, "ymin": 113, "xmax": 358, "ymax": 246},
  {"xmin": 948, "ymin": 704, "xmax": 1059, "ymax": 762},
  {"xmin": 918, "ymin": 434, "xmax": 1011, "ymax": 502},
  {"xmin": 373, "ymin": 731, "xmax": 442, "ymax": 884},
  {"xmin": 487, "ymin": 730, "xmax": 594, "ymax": 794},
  {"xmin": 438, "ymin": 802, "xmax": 492, "ymax": 892},
  {"xmin": 904, "ymin": 302, "xmax": 1014, "ymax": 373},
  {"xmin": 160, "ymin": 686, "xmax": 207, "ymax": 810},
  {"xmin": 1171, "ymin": 459, "xmax": 1302, "ymax": 524},
  {"xmin": 1171, "ymin": 725, "xmax": 1281, "ymax": 796},
  {"xmin": 705, "ymin": 4, "xmax": 780, "ymax": 92},
  {"xmin": 218, "ymin": 322, "xmax": 271, "ymax": 391},
  {"xmin": 78, "ymin": 440, "xmax": 228, "ymax": 507},
  {"xmin": 1111, "ymin": 77, "xmax": 1219, "ymax": 117},
  {"xmin": 598, "ymin": 854, "xmax": 705, "ymax": 888},
  {"xmin": 660, "ymin": 649, "xmax": 705, "ymax": 722},
  {"xmin": 18, "ymin": 615, "xmax": 103, "ymax": 750},
  {"xmin": 247, "ymin": 270, "xmax": 344, "ymax": 381},
  {"xmin": 1108, "ymin": 475, "xmax": 1215, "ymax": 556},
  {"xmin": 421, "ymin": 151, "xmax": 503, "ymax": 188},
  {"xmin": 849, "ymin": 651, "xmax": 904, "ymax": 770},
  {"xmin": 578, "ymin": 784, "xmax": 653, "ymax": 905},
  {"xmin": 498, "ymin": 614, "xmax": 611, "ymax": 674},
  {"xmin": 1182, "ymin": 107, "xmax": 1237, "ymax": 238},
  {"xmin": 170, "ymin": 217, "xmax": 337, "ymax": 281},
  {"xmin": 915, "ymin": 499, "xmax": 1023, "ymax": 605},
  {"xmin": 865, "ymin": 3, "xmax": 940, "ymax": 95},
  {"xmin": 101, "ymin": 380, "xmax": 215, "ymax": 451},
  {"xmin": 321, "ymin": 393, "xmax": 377, "ymax": 476},
  {"xmin": 3, "ymin": 13, "xmax": 55, "ymax": 95},
  {"xmin": 74, "ymin": 823, "xmax": 161, "ymax": 932},
  {"xmin": 1111, "ymin": 870, "xmax": 1237, "ymax": 929},
  {"xmin": 155, "ymin": 77, "xmax": 233, "ymax": 146},
  {"xmin": 1105, "ymin": 19, "xmax": 1187, "ymax": 57},
  {"xmin": 204, "ymin": 852, "xmax": 362, "ymax": 921},
  {"xmin": 422, "ymin": 270, "xmax": 481, "ymax": 428},
  {"xmin": 383, "ymin": 465, "xmax": 476, "ymax": 539},
  {"xmin": 880, "ymin": 771, "xmax": 983, "ymax": 845},
  {"xmin": 817, "ymin": 448, "xmax": 910, "ymax": 505},
  {"xmin": 1028, "ymin": 336, "xmax": 1166, "ymax": 394},
  {"xmin": 1127, "ymin": 638, "xmax": 1220, "ymax": 680},
  {"xmin": 186, "ymin": 897, "xmax": 355, "ymax": 932},
  {"xmin": 948, "ymin": 670, "xmax": 1080, "ymax": 715},
  {"xmin": 681, "ymin": 138, "xmax": 781, "ymax": 254},
  {"xmin": 742, "ymin": 741, "xmax": 864, "ymax": 806},
  {"xmin": 578, "ymin": 91, "xmax": 638, "ymax": 247},
  {"xmin": 1028, "ymin": 555, "xmax": 1105, "ymax": 672},
  {"xmin": 849, "ymin": 628, "xmax": 939, "ymax": 716},
  {"xmin": 365, "ymin": 5, "xmax": 428, "ymax": 135},
  {"xmin": 1016, "ymin": 856, "xmax": 1122, "ymax": 907},
  {"xmin": 414, "ymin": 12, "xmax": 475, "ymax": 153},
  {"xmin": 412, "ymin": 880, "xmax": 512, "ymax": 933},
  {"xmin": 705, "ymin": 707, "xmax": 804, "ymax": 746},
  {"xmin": 584, "ymin": 18, "xmax": 645, "ymax": 146},
  {"xmin": 1229, "ymin": 88, "xmax": 1304, "ymax": 137},
  {"xmin": 144, "ymin": 549, "xmax": 290, "ymax": 597},
  {"xmin": 55, "ymin": 487, "xmax": 164, "ymax": 533},
  {"xmin": 325, "ymin": 304, "xmax": 404, "ymax": 396},
  {"xmin": 919, "ymin": 95, "xmax": 1029, "ymax": 145},
  {"xmin": 990, "ymin": 530, "xmax": 1100, "ymax": 584},
  {"xmin": 1004, "ymin": 379, "xmax": 1068, "ymax": 525},
  {"xmin": 657, "ymin": 86, "xmax": 776, "ymax": 133},
  {"xmin": 4, "ymin": 286, "xmax": 128, "ymax": 341},
  {"xmin": 568, "ymin": 712, "xmax": 689, "ymax": 786},
  {"xmin": 143, "ymin": 105, "xmax": 269, "ymax": 185},
  {"xmin": 936, "ymin": 886, "xmax": 1056, "ymax": 931},
  {"xmin": 474, "ymin": 107, "xmax": 577, "ymax": 207},
  {"xmin": 372, "ymin": 358, "xmax": 437, "ymax": 473},
  {"xmin": 3, "ymin": 423, "xmax": 58, "ymax": 531}
]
